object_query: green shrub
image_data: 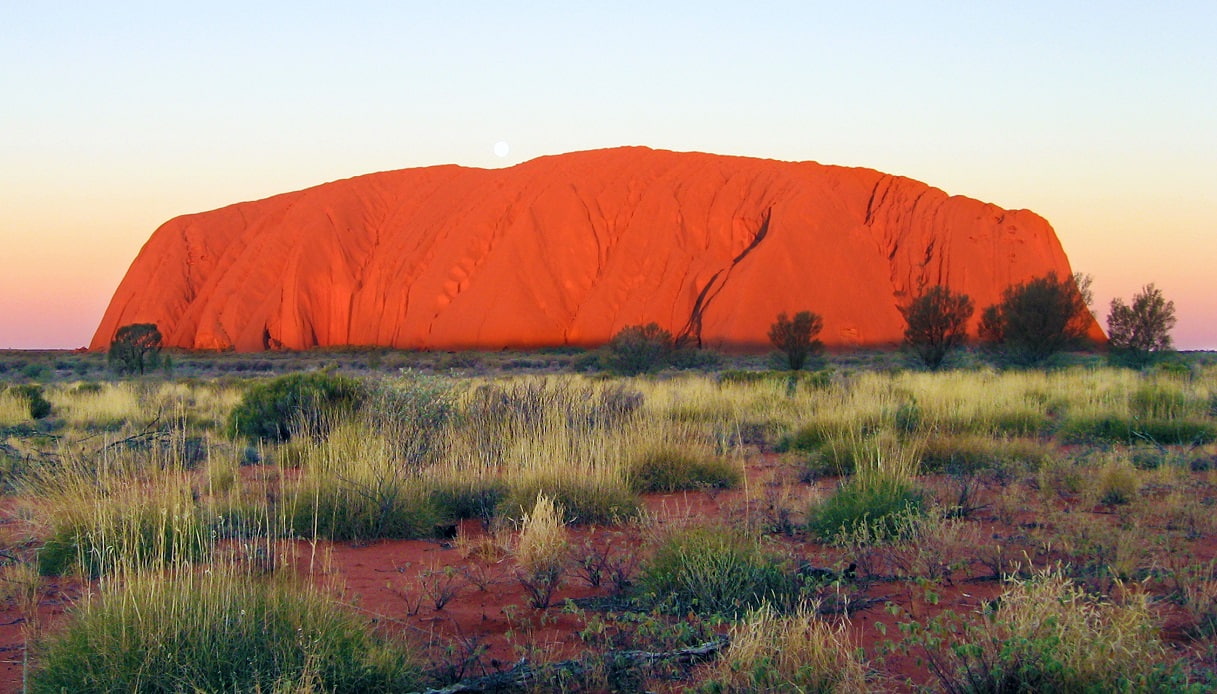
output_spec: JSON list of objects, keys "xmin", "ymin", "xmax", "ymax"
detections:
[
  {"xmin": 366, "ymin": 374, "xmax": 456, "ymax": 467},
  {"xmin": 627, "ymin": 446, "xmax": 740, "ymax": 493},
  {"xmin": 228, "ymin": 371, "xmax": 367, "ymax": 442},
  {"xmin": 9, "ymin": 384, "xmax": 52, "ymax": 419},
  {"xmin": 641, "ymin": 525, "xmax": 797, "ymax": 617},
  {"xmin": 71, "ymin": 382, "xmax": 104, "ymax": 395},
  {"xmin": 602, "ymin": 323, "xmax": 673, "ymax": 375},
  {"xmin": 667, "ymin": 347, "xmax": 724, "ymax": 370},
  {"xmin": 31, "ymin": 570, "xmax": 422, "ymax": 693},
  {"xmin": 807, "ymin": 479, "xmax": 924, "ymax": 543}
]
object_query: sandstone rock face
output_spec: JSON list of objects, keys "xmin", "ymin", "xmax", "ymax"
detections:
[{"xmin": 91, "ymin": 147, "xmax": 1100, "ymax": 352}]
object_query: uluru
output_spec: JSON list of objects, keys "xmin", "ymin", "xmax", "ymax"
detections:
[{"xmin": 91, "ymin": 147, "xmax": 1097, "ymax": 352}]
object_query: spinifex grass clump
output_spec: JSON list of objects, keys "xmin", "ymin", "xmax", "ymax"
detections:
[
  {"xmin": 428, "ymin": 477, "xmax": 509, "ymax": 527},
  {"xmin": 807, "ymin": 480, "xmax": 924, "ymax": 545},
  {"xmin": 641, "ymin": 525, "xmax": 797, "ymax": 617},
  {"xmin": 22, "ymin": 420, "xmax": 232, "ymax": 577},
  {"xmin": 896, "ymin": 571, "xmax": 1197, "ymax": 693},
  {"xmin": 497, "ymin": 475, "xmax": 640, "ymax": 526},
  {"xmin": 514, "ymin": 494, "xmax": 569, "ymax": 608},
  {"xmin": 808, "ymin": 432, "xmax": 925, "ymax": 543},
  {"xmin": 53, "ymin": 382, "xmax": 142, "ymax": 430},
  {"xmin": 1060, "ymin": 414, "xmax": 1216, "ymax": 446},
  {"xmin": 626, "ymin": 443, "xmax": 741, "ymax": 493},
  {"xmin": 436, "ymin": 375, "xmax": 646, "ymax": 525},
  {"xmin": 31, "ymin": 568, "xmax": 423, "ymax": 692},
  {"xmin": 35, "ymin": 469, "xmax": 209, "ymax": 577},
  {"xmin": 284, "ymin": 422, "xmax": 439, "ymax": 540},
  {"xmin": 919, "ymin": 434, "xmax": 1051, "ymax": 475},
  {"xmin": 0, "ymin": 387, "xmax": 34, "ymax": 426},
  {"xmin": 697, "ymin": 603, "xmax": 868, "ymax": 693}
]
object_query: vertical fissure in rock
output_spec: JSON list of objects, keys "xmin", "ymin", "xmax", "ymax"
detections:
[{"xmin": 676, "ymin": 207, "xmax": 773, "ymax": 347}]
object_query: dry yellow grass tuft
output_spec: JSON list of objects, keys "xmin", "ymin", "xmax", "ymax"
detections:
[{"xmin": 703, "ymin": 602, "xmax": 868, "ymax": 692}]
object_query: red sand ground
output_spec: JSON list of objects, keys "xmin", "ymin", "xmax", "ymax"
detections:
[
  {"xmin": 1, "ymin": 455, "xmax": 1208, "ymax": 692},
  {"xmin": 91, "ymin": 147, "xmax": 1100, "ymax": 353}
]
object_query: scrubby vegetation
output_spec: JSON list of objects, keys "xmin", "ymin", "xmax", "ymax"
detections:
[
  {"xmin": 32, "ymin": 566, "xmax": 423, "ymax": 692},
  {"xmin": 0, "ymin": 347, "xmax": 1216, "ymax": 691}
]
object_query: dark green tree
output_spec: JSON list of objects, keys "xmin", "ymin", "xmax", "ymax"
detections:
[
  {"xmin": 108, "ymin": 323, "xmax": 163, "ymax": 375},
  {"xmin": 603, "ymin": 323, "xmax": 673, "ymax": 376},
  {"xmin": 900, "ymin": 286, "xmax": 974, "ymax": 370},
  {"xmin": 1106, "ymin": 283, "xmax": 1176, "ymax": 367},
  {"xmin": 979, "ymin": 273, "xmax": 1093, "ymax": 366},
  {"xmin": 768, "ymin": 311, "xmax": 823, "ymax": 371}
]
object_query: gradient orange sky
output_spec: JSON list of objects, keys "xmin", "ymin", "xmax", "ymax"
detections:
[{"xmin": 3, "ymin": 4, "xmax": 1214, "ymax": 350}]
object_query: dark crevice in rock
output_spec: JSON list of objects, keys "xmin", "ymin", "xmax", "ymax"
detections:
[{"xmin": 676, "ymin": 207, "xmax": 773, "ymax": 348}]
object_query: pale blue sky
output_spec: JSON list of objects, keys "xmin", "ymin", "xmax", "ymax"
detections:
[{"xmin": 3, "ymin": 2, "xmax": 1215, "ymax": 348}]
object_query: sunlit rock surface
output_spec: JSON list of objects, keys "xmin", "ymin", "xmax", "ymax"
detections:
[{"xmin": 92, "ymin": 147, "xmax": 1099, "ymax": 351}]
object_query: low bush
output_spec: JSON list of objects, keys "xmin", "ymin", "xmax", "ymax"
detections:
[
  {"xmin": 366, "ymin": 374, "xmax": 457, "ymax": 467},
  {"xmin": 894, "ymin": 571, "xmax": 1199, "ymax": 693},
  {"xmin": 8, "ymin": 384, "xmax": 52, "ymax": 419},
  {"xmin": 31, "ymin": 570, "xmax": 423, "ymax": 692},
  {"xmin": 640, "ymin": 525, "xmax": 797, "ymax": 616},
  {"xmin": 807, "ymin": 479, "xmax": 924, "ymax": 543},
  {"xmin": 462, "ymin": 379, "xmax": 643, "ymax": 437},
  {"xmin": 627, "ymin": 445, "xmax": 741, "ymax": 493},
  {"xmin": 667, "ymin": 347, "xmax": 724, "ymax": 370},
  {"xmin": 602, "ymin": 323, "xmax": 673, "ymax": 375},
  {"xmin": 228, "ymin": 371, "xmax": 367, "ymax": 443}
]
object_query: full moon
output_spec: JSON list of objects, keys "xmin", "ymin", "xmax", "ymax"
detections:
[{"xmin": 493, "ymin": 141, "xmax": 510, "ymax": 158}]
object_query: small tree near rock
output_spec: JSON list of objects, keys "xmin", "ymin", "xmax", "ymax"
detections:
[
  {"xmin": 603, "ymin": 323, "xmax": 673, "ymax": 375},
  {"xmin": 768, "ymin": 311, "xmax": 823, "ymax": 371},
  {"xmin": 108, "ymin": 323, "xmax": 163, "ymax": 375},
  {"xmin": 1106, "ymin": 283, "xmax": 1176, "ymax": 367},
  {"xmin": 901, "ymin": 286, "xmax": 974, "ymax": 370},
  {"xmin": 978, "ymin": 273, "xmax": 1092, "ymax": 366}
]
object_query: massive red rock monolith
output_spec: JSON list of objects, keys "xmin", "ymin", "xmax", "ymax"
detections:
[{"xmin": 91, "ymin": 147, "xmax": 1099, "ymax": 352}]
